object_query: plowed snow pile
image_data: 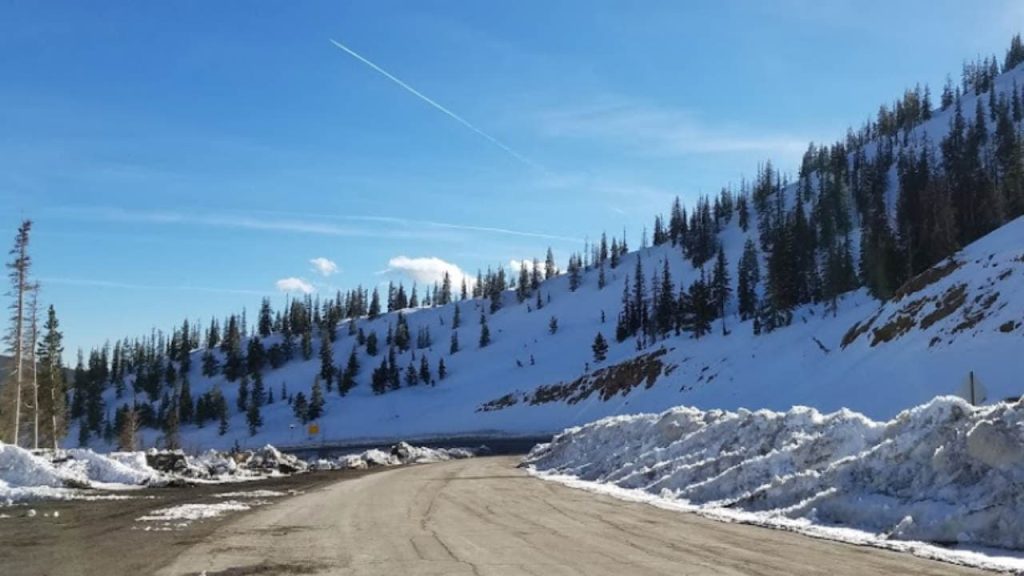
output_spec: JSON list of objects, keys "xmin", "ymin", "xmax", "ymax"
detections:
[
  {"xmin": 525, "ymin": 396, "xmax": 1024, "ymax": 567},
  {"xmin": 0, "ymin": 443, "xmax": 308, "ymax": 503},
  {"xmin": 310, "ymin": 441, "xmax": 478, "ymax": 470}
]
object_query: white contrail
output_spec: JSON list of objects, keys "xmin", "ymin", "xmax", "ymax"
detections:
[{"xmin": 329, "ymin": 38, "xmax": 541, "ymax": 170}]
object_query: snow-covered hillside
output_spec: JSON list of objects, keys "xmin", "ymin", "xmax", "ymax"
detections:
[
  {"xmin": 76, "ymin": 211, "xmax": 1023, "ymax": 451},
  {"xmin": 67, "ymin": 55, "xmax": 1024, "ymax": 452}
]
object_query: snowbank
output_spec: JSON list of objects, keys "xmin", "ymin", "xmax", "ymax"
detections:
[
  {"xmin": 311, "ymin": 442, "xmax": 479, "ymax": 470},
  {"xmin": 0, "ymin": 442, "xmax": 311, "ymax": 503},
  {"xmin": 525, "ymin": 396, "xmax": 1024, "ymax": 555}
]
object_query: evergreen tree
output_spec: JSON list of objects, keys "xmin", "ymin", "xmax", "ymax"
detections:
[
  {"xmin": 591, "ymin": 332, "xmax": 608, "ymax": 363},
  {"xmin": 366, "ymin": 331, "xmax": 379, "ymax": 356},
  {"xmin": 258, "ymin": 298, "xmax": 273, "ymax": 338},
  {"xmin": 548, "ymin": 316, "xmax": 558, "ymax": 335},
  {"xmin": 368, "ymin": 288, "xmax": 381, "ymax": 319},
  {"xmin": 251, "ymin": 371, "xmax": 265, "ymax": 408},
  {"xmin": 340, "ymin": 347, "xmax": 359, "ymax": 395},
  {"xmin": 201, "ymin": 349, "xmax": 219, "ymax": 377},
  {"xmin": 450, "ymin": 330, "xmax": 460, "ymax": 354},
  {"xmin": 544, "ymin": 247, "xmax": 556, "ymax": 279},
  {"xmin": 737, "ymin": 239, "xmax": 761, "ymax": 321},
  {"xmin": 36, "ymin": 305, "xmax": 67, "ymax": 449},
  {"xmin": 319, "ymin": 328, "xmax": 335, "ymax": 384},
  {"xmin": 419, "ymin": 355, "xmax": 432, "ymax": 385},
  {"xmin": 246, "ymin": 397, "xmax": 262, "ymax": 436},
  {"xmin": 308, "ymin": 377, "xmax": 325, "ymax": 420},
  {"xmin": 236, "ymin": 375, "xmax": 249, "ymax": 413},
  {"xmin": 479, "ymin": 315, "xmax": 491, "ymax": 348},
  {"xmin": 438, "ymin": 358, "xmax": 447, "ymax": 380},
  {"xmin": 711, "ymin": 245, "xmax": 731, "ymax": 335},
  {"xmin": 216, "ymin": 393, "xmax": 229, "ymax": 435},
  {"xmin": 654, "ymin": 258, "xmax": 676, "ymax": 337},
  {"xmin": 178, "ymin": 376, "xmax": 194, "ymax": 424},
  {"xmin": 293, "ymin": 391, "xmax": 309, "ymax": 423}
]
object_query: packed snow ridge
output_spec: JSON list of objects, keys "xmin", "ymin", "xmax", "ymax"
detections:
[
  {"xmin": 1, "ymin": 441, "xmax": 478, "ymax": 503},
  {"xmin": 310, "ymin": 441, "xmax": 479, "ymax": 470},
  {"xmin": 525, "ymin": 396, "xmax": 1024, "ymax": 553},
  {"xmin": 0, "ymin": 443, "xmax": 306, "ymax": 503}
]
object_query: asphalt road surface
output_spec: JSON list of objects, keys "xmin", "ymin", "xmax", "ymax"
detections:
[{"xmin": 159, "ymin": 456, "xmax": 986, "ymax": 576}]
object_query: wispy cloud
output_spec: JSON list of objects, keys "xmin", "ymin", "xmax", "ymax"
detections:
[
  {"xmin": 39, "ymin": 277, "xmax": 269, "ymax": 296},
  {"xmin": 52, "ymin": 206, "xmax": 583, "ymax": 245},
  {"xmin": 383, "ymin": 256, "xmax": 472, "ymax": 288},
  {"xmin": 539, "ymin": 100, "xmax": 811, "ymax": 158},
  {"xmin": 275, "ymin": 277, "xmax": 315, "ymax": 295},
  {"xmin": 329, "ymin": 38, "xmax": 541, "ymax": 171},
  {"xmin": 310, "ymin": 257, "xmax": 339, "ymax": 277}
]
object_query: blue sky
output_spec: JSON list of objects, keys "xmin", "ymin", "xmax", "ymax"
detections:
[{"xmin": 2, "ymin": 1, "xmax": 1020, "ymax": 358}]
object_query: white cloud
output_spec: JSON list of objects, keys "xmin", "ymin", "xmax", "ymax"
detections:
[
  {"xmin": 309, "ymin": 257, "xmax": 339, "ymax": 277},
  {"xmin": 385, "ymin": 256, "xmax": 471, "ymax": 288},
  {"xmin": 275, "ymin": 277, "xmax": 315, "ymax": 294},
  {"xmin": 509, "ymin": 259, "xmax": 535, "ymax": 273}
]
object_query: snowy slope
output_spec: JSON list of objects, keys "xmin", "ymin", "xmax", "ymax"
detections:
[
  {"xmin": 72, "ymin": 63, "xmax": 1024, "ymax": 452},
  {"xmin": 79, "ymin": 214, "xmax": 1022, "ymax": 452}
]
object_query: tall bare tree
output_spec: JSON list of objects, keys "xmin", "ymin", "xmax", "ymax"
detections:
[{"xmin": 3, "ymin": 220, "xmax": 32, "ymax": 446}]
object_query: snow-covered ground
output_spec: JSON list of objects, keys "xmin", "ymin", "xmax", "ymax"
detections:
[
  {"xmin": 0, "ymin": 441, "xmax": 305, "ymax": 503},
  {"xmin": 0, "ymin": 440, "xmax": 479, "ymax": 504},
  {"xmin": 525, "ymin": 396, "xmax": 1024, "ymax": 572},
  {"xmin": 309, "ymin": 441, "xmax": 479, "ymax": 470}
]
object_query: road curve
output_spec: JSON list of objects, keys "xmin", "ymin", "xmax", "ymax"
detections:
[{"xmin": 159, "ymin": 456, "xmax": 986, "ymax": 576}]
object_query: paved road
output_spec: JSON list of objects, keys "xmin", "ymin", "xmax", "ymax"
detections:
[{"xmin": 160, "ymin": 456, "xmax": 986, "ymax": 576}]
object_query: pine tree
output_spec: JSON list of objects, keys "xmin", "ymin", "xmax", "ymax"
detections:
[
  {"xmin": 450, "ymin": 330, "xmax": 460, "ymax": 354},
  {"xmin": 308, "ymin": 377, "xmax": 325, "ymax": 420},
  {"xmin": 544, "ymin": 247, "xmax": 556, "ymax": 279},
  {"xmin": 368, "ymin": 288, "xmax": 381, "ymax": 319},
  {"xmin": 293, "ymin": 391, "xmax": 309, "ymax": 423},
  {"xmin": 319, "ymin": 328, "xmax": 335, "ymax": 384},
  {"xmin": 246, "ymin": 398, "xmax": 262, "ymax": 436},
  {"xmin": 236, "ymin": 374, "xmax": 249, "ymax": 413},
  {"xmin": 438, "ymin": 358, "xmax": 447, "ymax": 380},
  {"xmin": 340, "ymin": 347, "xmax": 359, "ymax": 395},
  {"xmin": 258, "ymin": 298, "xmax": 273, "ymax": 338},
  {"xmin": 163, "ymin": 397, "xmax": 180, "ymax": 450},
  {"xmin": 655, "ymin": 258, "xmax": 676, "ymax": 337},
  {"xmin": 737, "ymin": 239, "xmax": 760, "ymax": 321},
  {"xmin": 366, "ymin": 331, "xmax": 379, "ymax": 356},
  {"xmin": 479, "ymin": 315, "xmax": 491, "ymax": 348},
  {"xmin": 37, "ymin": 305, "xmax": 66, "ymax": 449},
  {"xmin": 419, "ymin": 355, "xmax": 432, "ymax": 385},
  {"xmin": 591, "ymin": 332, "xmax": 608, "ymax": 363},
  {"xmin": 548, "ymin": 316, "xmax": 558, "ymax": 335},
  {"xmin": 179, "ymin": 376, "xmax": 194, "ymax": 424},
  {"xmin": 250, "ymin": 371, "xmax": 265, "ymax": 408},
  {"xmin": 404, "ymin": 362, "xmax": 419, "ymax": 386},
  {"xmin": 711, "ymin": 245, "xmax": 731, "ymax": 335}
]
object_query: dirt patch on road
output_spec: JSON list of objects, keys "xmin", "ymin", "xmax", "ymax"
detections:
[{"xmin": 0, "ymin": 469, "xmax": 377, "ymax": 576}]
